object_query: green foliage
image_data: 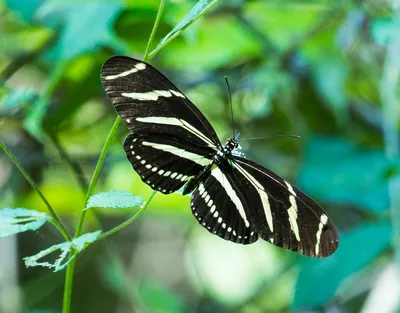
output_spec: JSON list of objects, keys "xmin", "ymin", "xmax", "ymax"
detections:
[
  {"xmin": 0, "ymin": 208, "xmax": 49, "ymax": 238},
  {"xmin": 42, "ymin": 2, "xmax": 124, "ymax": 62},
  {"xmin": 0, "ymin": 0, "xmax": 399, "ymax": 312},
  {"xmin": 138, "ymin": 281, "xmax": 186, "ymax": 313},
  {"xmin": 24, "ymin": 231, "xmax": 101, "ymax": 272},
  {"xmin": 85, "ymin": 190, "xmax": 143, "ymax": 210},
  {"xmin": 299, "ymin": 136, "xmax": 391, "ymax": 212},
  {"xmin": 151, "ymin": 0, "xmax": 218, "ymax": 57},
  {"xmin": 0, "ymin": 87, "xmax": 37, "ymax": 113},
  {"xmin": 294, "ymin": 222, "xmax": 392, "ymax": 308}
]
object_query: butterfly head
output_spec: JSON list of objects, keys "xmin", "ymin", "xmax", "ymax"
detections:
[{"xmin": 224, "ymin": 138, "xmax": 239, "ymax": 153}]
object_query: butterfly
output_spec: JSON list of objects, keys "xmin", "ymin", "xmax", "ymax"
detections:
[{"xmin": 100, "ymin": 56, "xmax": 339, "ymax": 258}]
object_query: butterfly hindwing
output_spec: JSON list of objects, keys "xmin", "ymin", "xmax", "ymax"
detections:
[
  {"xmin": 101, "ymin": 56, "xmax": 221, "ymax": 149},
  {"xmin": 190, "ymin": 162, "xmax": 258, "ymax": 244},
  {"xmin": 124, "ymin": 133, "xmax": 214, "ymax": 194},
  {"xmin": 232, "ymin": 156, "xmax": 339, "ymax": 257}
]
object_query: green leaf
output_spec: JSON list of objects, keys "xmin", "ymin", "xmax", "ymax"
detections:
[
  {"xmin": 4, "ymin": 0, "xmax": 43, "ymax": 22},
  {"xmin": 42, "ymin": 2, "xmax": 124, "ymax": 61},
  {"xmin": 24, "ymin": 231, "xmax": 101, "ymax": 272},
  {"xmin": 311, "ymin": 58, "xmax": 348, "ymax": 124},
  {"xmin": 151, "ymin": 0, "xmax": 219, "ymax": 56},
  {"xmin": 371, "ymin": 18, "xmax": 399, "ymax": 46},
  {"xmin": 0, "ymin": 208, "xmax": 50, "ymax": 238},
  {"xmin": 299, "ymin": 136, "xmax": 390, "ymax": 212},
  {"xmin": 294, "ymin": 222, "xmax": 391, "ymax": 309},
  {"xmin": 85, "ymin": 190, "xmax": 143, "ymax": 210},
  {"xmin": 0, "ymin": 88, "xmax": 37, "ymax": 113}
]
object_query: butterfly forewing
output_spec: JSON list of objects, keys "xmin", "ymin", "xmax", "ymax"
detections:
[
  {"xmin": 101, "ymin": 56, "xmax": 221, "ymax": 149},
  {"xmin": 232, "ymin": 156, "xmax": 339, "ymax": 257}
]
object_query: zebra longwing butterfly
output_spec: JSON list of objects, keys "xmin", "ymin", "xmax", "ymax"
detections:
[{"xmin": 101, "ymin": 56, "xmax": 339, "ymax": 258}]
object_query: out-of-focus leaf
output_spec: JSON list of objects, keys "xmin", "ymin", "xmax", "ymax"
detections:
[
  {"xmin": 371, "ymin": 18, "xmax": 399, "ymax": 46},
  {"xmin": 160, "ymin": 16, "xmax": 260, "ymax": 70},
  {"xmin": 241, "ymin": 63, "xmax": 295, "ymax": 119},
  {"xmin": 187, "ymin": 231, "xmax": 284, "ymax": 306},
  {"xmin": 85, "ymin": 190, "xmax": 143, "ymax": 210},
  {"xmin": 299, "ymin": 136, "xmax": 390, "ymax": 212},
  {"xmin": 294, "ymin": 222, "xmax": 392, "ymax": 309},
  {"xmin": 151, "ymin": 0, "xmax": 218, "ymax": 56},
  {"xmin": 0, "ymin": 88, "xmax": 37, "ymax": 113},
  {"xmin": 311, "ymin": 58, "xmax": 348, "ymax": 124},
  {"xmin": 138, "ymin": 281, "xmax": 186, "ymax": 313},
  {"xmin": 336, "ymin": 9, "xmax": 364, "ymax": 50},
  {"xmin": 24, "ymin": 231, "xmax": 101, "ymax": 272},
  {"xmin": 42, "ymin": 2, "xmax": 124, "ymax": 61},
  {"xmin": 4, "ymin": 0, "xmax": 43, "ymax": 22},
  {"xmin": 0, "ymin": 208, "xmax": 50, "ymax": 238}
]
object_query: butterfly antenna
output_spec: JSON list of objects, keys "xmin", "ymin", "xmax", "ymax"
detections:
[
  {"xmin": 240, "ymin": 135, "xmax": 301, "ymax": 141},
  {"xmin": 224, "ymin": 76, "xmax": 235, "ymax": 138}
]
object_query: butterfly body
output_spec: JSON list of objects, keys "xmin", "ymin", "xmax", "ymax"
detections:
[{"xmin": 101, "ymin": 56, "xmax": 339, "ymax": 258}]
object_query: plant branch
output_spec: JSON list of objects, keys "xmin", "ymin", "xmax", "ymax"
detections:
[
  {"xmin": 0, "ymin": 140, "xmax": 71, "ymax": 241},
  {"xmin": 48, "ymin": 132, "xmax": 89, "ymax": 192},
  {"xmin": 62, "ymin": 0, "xmax": 166, "ymax": 311},
  {"xmin": 99, "ymin": 191, "xmax": 157, "ymax": 240},
  {"xmin": 144, "ymin": 0, "xmax": 165, "ymax": 59}
]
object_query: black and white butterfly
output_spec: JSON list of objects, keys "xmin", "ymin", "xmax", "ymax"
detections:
[{"xmin": 100, "ymin": 56, "xmax": 339, "ymax": 258}]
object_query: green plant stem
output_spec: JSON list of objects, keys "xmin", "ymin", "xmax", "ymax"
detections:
[
  {"xmin": 62, "ymin": 0, "xmax": 166, "ymax": 311},
  {"xmin": 144, "ymin": 0, "xmax": 165, "ymax": 59},
  {"xmin": 48, "ymin": 132, "xmax": 89, "ymax": 192},
  {"xmin": 74, "ymin": 116, "xmax": 122, "ymax": 237},
  {"xmin": 0, "ymin": 140, "xmax": 71, "ymax": 241},
  {"xmin": 99, "ymin": 191, "xmax": 157, "ymax": 240},
  {"xmin": 148, "ymin": 0, "xmax": 218, "ymax": 58},
  {"xmin": 62, "ymin": 116, "xmax": 121, "ymax": 313}
]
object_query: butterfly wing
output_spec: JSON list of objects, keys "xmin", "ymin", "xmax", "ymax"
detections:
[
  {"xmin": 190, "ymin": 162, "xmax": 258, "ymax": 244},
  {"xmin": 231, "ymin": 156, "xmax": 339, "ymax": 257},
  {"xmin": 124, "ymin": 133, "xmax": 214, "ymax": 194},
  {"xmin": 101, "ymin": 56, "xmax": 220, "ymax": 149},
  {"xmin": 101, "ymin": 56, "xmax": 221, "ymax": 193}
]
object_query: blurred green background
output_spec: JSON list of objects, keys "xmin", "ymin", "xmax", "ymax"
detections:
[{"xmin": 1, "ymin": 0, "xmax": 400, "ymax": 312}]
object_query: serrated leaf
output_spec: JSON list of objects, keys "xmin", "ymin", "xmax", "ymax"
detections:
[
  {"xmin": 152, "ymin": 0, "xmax": 218, "ymax": 54},
  {"xmin": 299, "ymin": 136, "xmax": 390, "ymax": 212},
  {"xmin": 294, "ymin": 222, "xmax": 391, "ymax": 309},
  {"xmin": 0, "ymin": 208, "xmax": 50, "ymax": 238},
  {"xmin": 24, "ymin": 231, "xmax": 101, "ymax": 272},
  {"xmin": 85, "ymin": 190, "xmax": 143, "ymax": 210}
]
